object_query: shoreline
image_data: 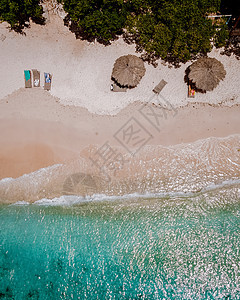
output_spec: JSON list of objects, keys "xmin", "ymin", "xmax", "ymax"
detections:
[
  {"xmin": 0, "ymin": 12, "xmax": 239, "ymax": 201},
  {"xmin": 0, "ymin": 88, "xmax": 240, "ymax": 180},
  {"xmin": 0, "ymin": 134, "xmax": 239, "ymax": 203}
]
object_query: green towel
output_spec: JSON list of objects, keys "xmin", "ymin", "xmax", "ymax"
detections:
[{"xmin": 24, "ymin": 70, "xmax": 31, "ymax": 81}]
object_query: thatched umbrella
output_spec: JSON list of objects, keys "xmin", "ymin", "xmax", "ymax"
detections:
[
  {"xmin": 111, "ymin": 55, "xmax": 146, "ymax": 88},
  {"xmin": 188, "ymin": 57, "xmax": 226, "ymax": 91}
]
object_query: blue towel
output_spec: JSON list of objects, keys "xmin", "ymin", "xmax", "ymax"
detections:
[
  {"xmin": 44, "ymin": 73, "xmax": 51, "ymax": 83},
  {"xmin": 24, "ymin": 70, "xmax": 31, "ymax": 81}
]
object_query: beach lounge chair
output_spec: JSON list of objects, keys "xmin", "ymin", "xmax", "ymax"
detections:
[
  {"xmin": 44, "ymin": 72, "xmax": 52, "ymax": 91},
  {"xmin": 32, "ymin": 69, "xmax": 40, "ymax": 87},
  {"xmin": 110, "ymin": 83, "xmax": 127, "ymax": 92},
  {"xmin": 188, "ymin": 84, "xmax": 195, "ymax": 98},
  {"xmin": 24, "ymin": 70, "xmax": 32, "ymax": 88},
  {"xmin": 153, "ymin": 79, "xmax": 167, "ymax": 94}
]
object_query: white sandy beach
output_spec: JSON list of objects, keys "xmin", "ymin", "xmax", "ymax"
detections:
[
  {"xmin": 0, "ymin": 12, "xmax": 240, "ymax": 115},
  {"xmin": 0, "ymin": 8, "xmax": 239, "ymax": 202}
]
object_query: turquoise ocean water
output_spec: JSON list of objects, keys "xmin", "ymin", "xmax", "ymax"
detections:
[{"xmin": 0, "ymin": 188, "xmax": 239, "ymax": 299}]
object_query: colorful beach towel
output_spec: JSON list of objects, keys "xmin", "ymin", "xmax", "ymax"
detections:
[
  {"xmin": 188, "ymin": 85, "xmax": 196, "ymax": 98},
  {"xmin": 24, "ymin": 70, "xmax": 32, "ymax": 88},
  {"xmin": 44, "ymin": 72, "xmax": 52, "ymax": 91},
  {"xmin": 24, "ymin": 70, "xmax": 31, "ymax": 81},
  {"xmin": 44, "ymin": 73, "xmax": 51, "ymax": 83}
]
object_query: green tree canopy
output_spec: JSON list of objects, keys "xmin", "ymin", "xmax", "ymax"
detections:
[
  {"xmin": 126, "ymin": 0, "xmax": 224, "ymax": 63},
  {"xmin": 61, "ymin": 0, "xmax": 228, "ymax": 63},
  {"xmin": 0, "ymin": 0, "xmax": 230, "ymax": 63},
  {"xmin": 62, "ymin": 0, "xmax": 128, "ymax": 44},
  {"xmin": 0, "ymin": 0, "xmax": 44, "ymax": 32}
]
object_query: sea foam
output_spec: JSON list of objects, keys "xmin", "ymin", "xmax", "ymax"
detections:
[{"xmin": 1, "ymin": 135, "xmax": 239, "ymax": 204}]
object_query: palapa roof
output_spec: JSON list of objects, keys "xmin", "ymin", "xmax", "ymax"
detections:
[
  {"xmin": 188, "ymin": 57, "xmax": 226, "ymax": 91},
  {"xmin": 111, "ymin": 55, "xmax": 146, "ymax": 88}
]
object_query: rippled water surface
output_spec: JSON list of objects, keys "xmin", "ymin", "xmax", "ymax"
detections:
[
  {"xmin": 1, "ymin": 135, "xmax": 240, "ymax": 203},
  {"xmin": 0, "ymin": 188, "xmax": 239, "ymax": 299}
]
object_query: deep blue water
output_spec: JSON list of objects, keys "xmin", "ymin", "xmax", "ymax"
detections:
[{"xmin": 0, "ymin": 194, "xmax": 240, "ymax": 299}]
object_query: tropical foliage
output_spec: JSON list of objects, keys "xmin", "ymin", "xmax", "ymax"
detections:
[
  {"xmin": 0, "ymin": 0, "xmax": 44, "ymax": 32},
  {"xmin": 0, "ymin": 0, "xmax": 232, "ymax": 63},
  {"xmin": 60, "ymin": 0, "xmax": 228, "ymax": 63},
  {"xmin": 126, "ymin": 0, "xmax": 222, "ymax": 63},
  {"xmin": 61, "ymin": 0, "xmax": 128, "ymax": 44}
]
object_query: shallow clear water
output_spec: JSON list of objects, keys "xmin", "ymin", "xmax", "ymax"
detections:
[
  {"xmin": 0, "ymin": 189, "xmax": 240, "ymax": 299},
  {"xmin": 1, "ymin": 135, "xmax": 240, "ymax": 203}
]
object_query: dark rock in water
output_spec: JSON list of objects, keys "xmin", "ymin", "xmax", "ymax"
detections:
[
  {"xmin": 48, "ymin": 281, "xmax": 54, "ymax": 290},
  {"xmin": 53, "ymin": 258, "xmax": 63, "ymax": 272},
  {"xmin": 0, "ymin": 286, "xmax": 13, "ymax": 299},
  {"xmin": 0, "ymin": 266, "xmax": 8, "ymax": 277},
  {"xmin": 27, "ymin": 289, "xmax": 39, "ymax": 299}
]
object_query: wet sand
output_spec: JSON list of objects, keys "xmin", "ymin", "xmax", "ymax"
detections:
[{"xmin": 0, "ymin": 88, "xmax": 240, "ymax": 180}]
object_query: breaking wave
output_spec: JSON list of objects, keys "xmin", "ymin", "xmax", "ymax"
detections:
[{"xmin": 0, "ymin": 134, "xmax": 239, "ymax": 204}]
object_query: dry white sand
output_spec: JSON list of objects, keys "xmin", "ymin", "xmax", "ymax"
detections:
[{"xmin": 0, "ymin": 12, "xmax": 239, "ymax": 115}]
